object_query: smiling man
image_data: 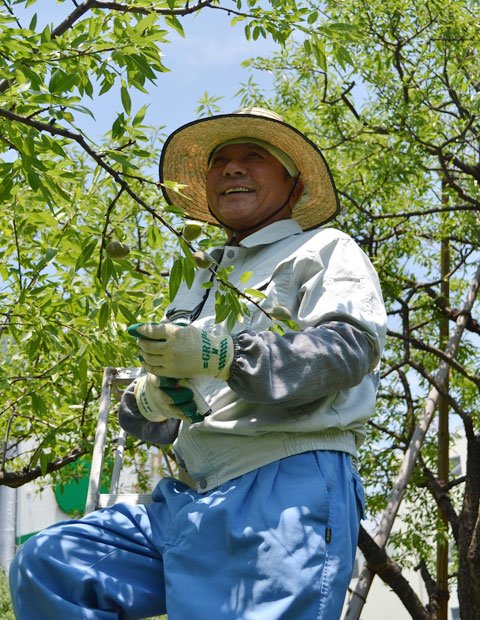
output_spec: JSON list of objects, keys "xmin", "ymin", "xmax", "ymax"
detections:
[{"xmin": 10, "ymin": 108, "xmax": 387, "ymax": 620}]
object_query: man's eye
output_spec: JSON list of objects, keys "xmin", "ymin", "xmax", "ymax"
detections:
[{"xmin": 211, "ymin": 157, "xmax": 227, "ymax": 167}]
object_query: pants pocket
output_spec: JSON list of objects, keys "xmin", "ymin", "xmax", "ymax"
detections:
[{"xmin": 352, "ymin": 468, "xmax": 366, "ymax": 520}]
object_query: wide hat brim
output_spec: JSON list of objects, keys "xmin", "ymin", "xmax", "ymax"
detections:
[{"xmin": 159, "ymin": 109, "xmax": 340, "ymax": 231}]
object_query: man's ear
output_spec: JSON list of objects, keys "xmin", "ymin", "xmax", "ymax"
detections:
[{"xmin": 291, "ymin": 178, "xmax": 305, "ymax": 207}]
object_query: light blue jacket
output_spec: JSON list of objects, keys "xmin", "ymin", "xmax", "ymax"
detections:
[{"xmin": 120, "ymin": 220, "xmax": 387, "ymax": 492}]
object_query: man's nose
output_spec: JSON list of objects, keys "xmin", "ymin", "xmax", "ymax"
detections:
[{"xmin": 223, "ymin": 159, "xmax": 247, "ymax": 176}]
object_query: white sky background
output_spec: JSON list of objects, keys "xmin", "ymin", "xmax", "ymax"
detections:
[{"xmin": 15, "ymin": 1, "xmax": 277, "ymax": 139}]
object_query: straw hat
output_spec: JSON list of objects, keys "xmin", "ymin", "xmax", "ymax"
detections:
[{"xmin": 159, "ymin": 107, "xmax": 340, "ymax": 231}]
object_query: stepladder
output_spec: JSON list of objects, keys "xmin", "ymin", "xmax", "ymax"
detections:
[{"xmin": 84, "ymin": 367, "xmax": 175, "ymax": 514}]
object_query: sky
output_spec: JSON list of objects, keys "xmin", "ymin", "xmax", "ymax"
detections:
[{"xmin": 16, "ymin": 1, "xmax": 278, "ymax": 140}]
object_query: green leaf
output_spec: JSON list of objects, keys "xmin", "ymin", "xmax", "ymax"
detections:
[
  {"xmin": 182, "ymin": 256, "xmax": 195, "ymax": 288},
  {"xmin": 29, "ymin": 13, "xmax": 38, "ymax": 30},
  {"xmin": 132, "ymin": 104, "xmax": 147, "ymax": 126},
  {"xmin": 44, "ymin": 247, "xmax": 58, "ymax": 263},
  {"xmin": 240, "ymin": 271, "xmax": 253, "ymax": 284},
  {"xmin": 120, "ymin": 81, "xmax": 132, "ymax": 115},
  {"xmin": 47, "ymin": 139, "xmax": 68, "ymax": 158},
  {"xmin": 40, "ymin": 452, "xmax": 50, "ymax": 476},
  {"xmin": 78, "ymin": 355, "xmax": 88, "ymax": 386},
  {"xmin": 32, "ymin": 393, "xmax": 47, "ymax": 416},
  {"xmin": 0, "ymin": 176, "xmax": 14, "ymax": 201},
  {"xmin": 48, "ymin": 69, "xmax": 77, "ymax": 94},
  {"xmin": 244, "ymin": 288, "xmax": 267, "ymax": 299},
  {"xmin": 334, "ymin": 44, "xmax": 354, "ymax": 69},
  {"xmin": 99, "ymin": 73, "xmax": 115, "ymax": 95},
  {"xmin": 70, "ymin": 104, "xmax": 96, "ymax": 119},
  {"xmin": 106, "ymin": 151, "xmax": 138, "ymax": 169},
  {"xmin": 311, "ymin": 36, "xmax": 327, "ymax": 71},
  {"xmin": 27, "ymin": 167, "xmax": 40, "ymax": 191},
  {"xmin": 98, "ymin": 300, "xmax": 110, "ymax": 330},
  {"xmin": 111, "ymin": 113, "xmax": 126, "ymax": 139},
  {"xmin": 169, "ymin": 258, "xmax": 183, "ymax": 301},
  {"xmin": 135, "ymin": 12, "xmax": 157, "ymax": 34},
  {"xmin": 226, "ymin": 309, "xmax": 239, "ymax": 331},
  {"xmin": 215, "ymin": 295, "xmax": 231, "ymax": 323},
  {"xmin": 165, "ymin": 15, "xmax": 185, "ymax": 37},
  {"xmin": 118, "ymin": 303, "xmax": 137, "ymax": 324},
  {"xmin": 40, "ymin": 23, "xmax": 52, "ymax": 43},
  {"xmin": 179, "ymin": 238, "xmax": 194, "ymax": 262},
  {"xmin": 100, "ymin": 257, "xmax": 115, "ymax": 287},
  {"xmin": 75, "ymin": 239, "xmax": 98, "ymax": 272},
  {"xmin": 328, "ymin": 22, "xmax": 359, "ymax": 36},
  {"xmin": 231, "ymin": 15, "xmax": 246, "ymax": 26}
]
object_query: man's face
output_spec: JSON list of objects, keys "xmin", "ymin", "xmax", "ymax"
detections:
[{"xmin": 206, "ymin": 142, "xmax": 302, "ymax": 236}]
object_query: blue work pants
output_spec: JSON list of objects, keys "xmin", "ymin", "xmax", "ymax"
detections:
[{"xmin": 10, "ymin": 450, "xmax": 364, "ymax": 619}]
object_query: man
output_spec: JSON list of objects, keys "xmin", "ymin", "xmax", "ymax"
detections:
[{"xmin": 10, "ymin": 108, "xmax": 387, "ymax": 620}]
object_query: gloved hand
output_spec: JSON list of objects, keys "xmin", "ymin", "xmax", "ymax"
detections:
[
  {"xmin": 134, "ymin": 374, "xmax": 204, "ymax": 423},
  {"xmin": 128, "ymin": 322, "xmax": 234, "ymax": 381}
]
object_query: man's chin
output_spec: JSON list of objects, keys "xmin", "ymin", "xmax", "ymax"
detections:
[{"xmin": 211, "ymin": 207, "xmax": 257, "ymax": 229}]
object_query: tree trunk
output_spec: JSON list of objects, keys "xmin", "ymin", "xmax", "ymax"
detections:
[{"xmin": 457, "ymin": 434, "xmax": 480, "ymax": 619}]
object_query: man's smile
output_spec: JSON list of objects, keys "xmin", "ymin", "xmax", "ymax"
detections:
[{"xmin": 222, "ymin": 186, "xmax": 255, "ymax": 196}]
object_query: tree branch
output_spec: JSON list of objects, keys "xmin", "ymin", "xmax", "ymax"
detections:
[
  {"xmin": 388, "ymin": 328, "xmax": 480, "ymax": 388},
  {"xmin": 88, "ymin": 0, "xmax": 215, "ymax": 17},
  {"xmin": 357, "ymin": 525, "xmax": 430, "ymax": 620},
  {"xmin": 420, "ymin": 461, "xmax": 460, "ymax": 544},
  {"xmin": 408, "ymin": 359, "xmax": 477, "ymax": 433},
  {"xmin": 0, "ymin": 448, "xmax": 87, "ymax": 488}
]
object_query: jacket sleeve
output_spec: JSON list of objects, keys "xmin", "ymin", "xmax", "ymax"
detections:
[
  {"xmin": 228, "ymin": 232, "xmax": 387, "ymax": 407},
  {"xmin": 118, "ymin": 380, "xmax": 180, "ymax": 444},
  {"xmin": 228, "ymin": 320, "xmax": 377, "ymax": 406}
]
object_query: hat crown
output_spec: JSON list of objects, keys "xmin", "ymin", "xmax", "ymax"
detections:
[{"xmin": 232, "ymin": 107, "xmax": 284, "ymax": 123}]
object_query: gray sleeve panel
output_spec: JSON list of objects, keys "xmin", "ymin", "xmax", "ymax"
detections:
[
  {"xmin": 118, "ymin": 380, "xmax": 180, "ymax": 445},
  {"xmin": 228, "ymin": 321, "xmax": 376, "ymax": 406}
]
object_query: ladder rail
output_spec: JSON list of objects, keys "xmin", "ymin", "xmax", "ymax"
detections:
[
  {"xmin": 109, "ymin": 428, "xmax": 127, "ymax": 495},
  {"xmin": 85, "ymin": 367, "xmax": 143, "ymax": 514},
  {"xmin": 85, "ymin": 367, "xmax": 114, "ymax": 514}
]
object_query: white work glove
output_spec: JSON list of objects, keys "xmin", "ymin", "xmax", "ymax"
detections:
[
  {"xmin": 134, "ymin": 374, "xmax": 206, "ymax": 423},
  {"xmin": 128, "ymin": 322, "xmax": 234, "ymax": 381}
]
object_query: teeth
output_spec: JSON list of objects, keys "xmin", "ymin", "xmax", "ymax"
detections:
[{"xmin": 224, "ymin": 187, "xmax": 253, "ymax": 195}]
